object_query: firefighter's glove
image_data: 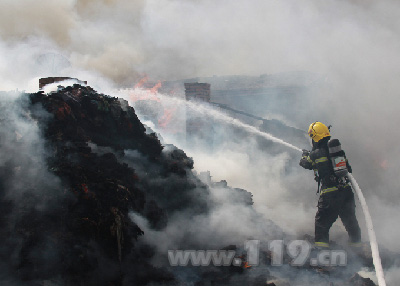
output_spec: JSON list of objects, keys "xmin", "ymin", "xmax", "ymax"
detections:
[{"xmin": 299, "ymin": 157, "xmax": 309, "ymax": 168}]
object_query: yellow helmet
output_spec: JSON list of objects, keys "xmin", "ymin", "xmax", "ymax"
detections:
[{"xmin": 308, "ymin": 122, "xmax": 330, "ymax": 142}]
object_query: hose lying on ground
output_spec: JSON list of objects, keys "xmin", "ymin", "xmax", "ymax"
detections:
[{"xmin": 347, "ymin": 173, "xmax": 387, "ymax": 286}]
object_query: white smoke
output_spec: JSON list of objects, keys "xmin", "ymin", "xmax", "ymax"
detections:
[{"xmin": 1, "ymin": 0, "xmax": 400, "ymax": 281}]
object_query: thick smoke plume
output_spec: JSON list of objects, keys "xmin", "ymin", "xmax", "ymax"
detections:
[{"xmin": 1, "ymin": 0, "xmax": 400, "ymax": 284}]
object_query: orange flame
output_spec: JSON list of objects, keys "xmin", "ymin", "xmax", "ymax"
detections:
[
  {"xmin": 158, "ymin": 107, "xmax": 176, "ymax": 128},
  {"xmin": 134, "ymin": 75, "xmax": 149, "ymax": 89},
  {"xmin": 150, "ymin": 81, "xmax": 162, "ymax": 94},
  {"xmin": 130, "ymin": 78, "xmax": 162, "ymax": 102},
  {"xmin": 243, "ymin": 262, "xmax": 252, "ymax": 269},
  {"xmin": 130, "ymin": 79, "xmax": 181, "ymax": 133}
]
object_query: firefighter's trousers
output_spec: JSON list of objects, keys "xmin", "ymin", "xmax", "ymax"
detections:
[{"xmin": 315, "ymin": 184, "xmax": 361, "ymax": 247}]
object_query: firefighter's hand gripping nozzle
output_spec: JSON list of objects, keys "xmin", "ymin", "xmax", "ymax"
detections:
[{"xmin": 299, "ymin": 149, "xmax": 310, "ymax": 169}]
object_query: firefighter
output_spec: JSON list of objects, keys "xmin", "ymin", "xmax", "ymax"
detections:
[{"xmin": 299, "ymin": 121, "xmax": 361, "ymax": 249}]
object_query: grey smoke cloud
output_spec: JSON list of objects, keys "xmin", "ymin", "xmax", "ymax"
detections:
[
  {"xmin": 120, "ymin": 91, "xmax": 316, "ymax": 238},
  {"xmin": 0, "ymin": 0, "xmax": 76, "ymax": 44},
  {"xmin": 0, "ymin": 92, "xmax": 67, "ymax": 282},
  {"xmin": 1, "ymin": 0, "xmax": 400, "ymax": 277},
  {"xmin": 118, "ymin": 72, "xmax": 398, "ymax": 257},
  {"xmin": 0, "ymin": 0, "xmax": 397, "ymax": 85},
  {"xmin": 0, "ymin": 93, "xmax": 62, "ymax": 202}
]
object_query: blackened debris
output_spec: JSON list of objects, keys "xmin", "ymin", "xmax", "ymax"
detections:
[
  {"xmin": 0, "ymin": 84, "xmax": 199, "ymax": 285},
  {"xmin": 348, "ymin": 273, "xmax": 377, "ymax": 286},
  {"xmin": 32, "ymin": 84, "xmax": 164, "ymax": 157}
]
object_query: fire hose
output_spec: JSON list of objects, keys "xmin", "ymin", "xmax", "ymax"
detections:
[{"xmin": 346, "ymin": 173, "xmax": 387, "ymax": 286}]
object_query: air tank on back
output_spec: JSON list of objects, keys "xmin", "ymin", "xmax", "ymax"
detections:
[{"xmin": 328, "ymin": 139, "xmax": 348, "ymax": 178}]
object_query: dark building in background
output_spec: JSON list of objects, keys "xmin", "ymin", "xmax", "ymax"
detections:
[
  {"xmin": 184, "ymin": 82, "xmax": 211, "ymax": 102},
  {"xmin": 184, "ymin": 82, "xmax": 214, "ymax": 148}
]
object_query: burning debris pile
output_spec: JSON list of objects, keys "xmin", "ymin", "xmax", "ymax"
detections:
[
  {"xmin": 0, "ymin": 84, "xmax": 199, "ymax": 285},
  {"xmin": 0, "ymin": 83, "xmax": 259, "ymax": 285},
  {"xmin": 0, "ymin": 83, "xmax": 396, "ymax": 286}
]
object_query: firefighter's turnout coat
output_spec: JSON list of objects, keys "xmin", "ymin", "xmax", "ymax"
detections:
[{"xmin": 299, "ymin": 137, "xmax": 361, "ymax": 248}]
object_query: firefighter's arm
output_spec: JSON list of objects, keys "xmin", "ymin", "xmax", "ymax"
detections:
[{"xmin": 299, "ymin": 150, "xmax": 314, "ymax": 170}]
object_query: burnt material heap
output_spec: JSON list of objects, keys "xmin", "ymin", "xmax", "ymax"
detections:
[{"xmin": 0, "ymin": 84, "xmax": 201, "ymax": 286}]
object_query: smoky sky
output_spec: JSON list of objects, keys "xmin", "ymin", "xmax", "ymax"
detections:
[{"xmin": 0, "ymin": 0, "xmax": 398, "ymax": 84}]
